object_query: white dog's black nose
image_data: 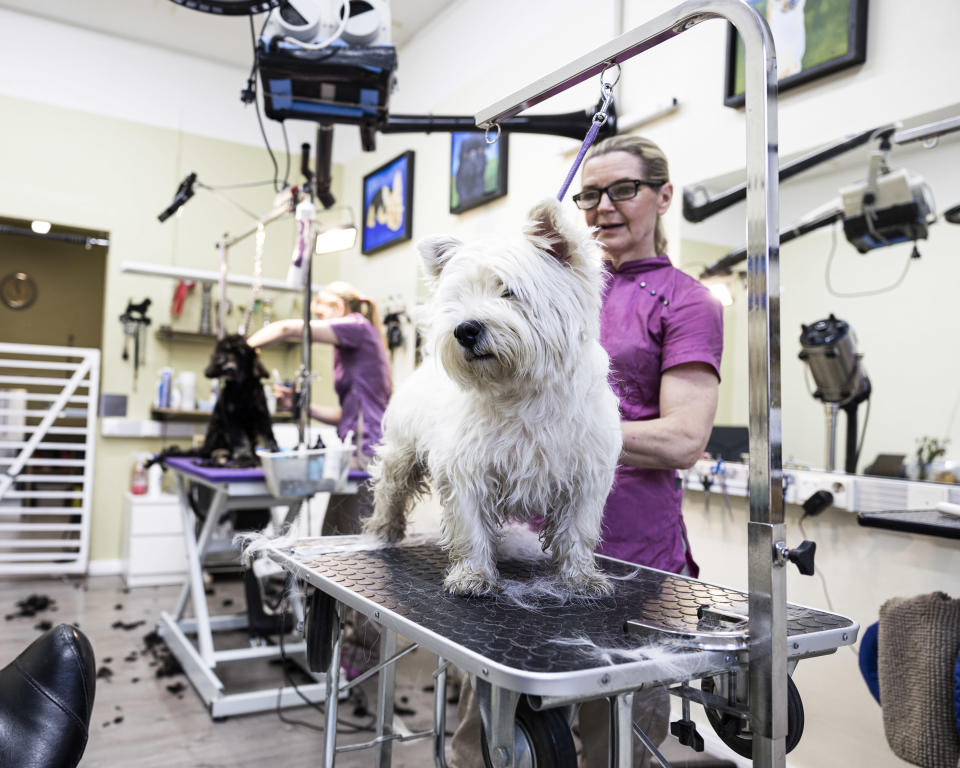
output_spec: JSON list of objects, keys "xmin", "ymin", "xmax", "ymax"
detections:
[{"xmin": 454, "ymin": 320, "xmax": 484, "ymax": 348}]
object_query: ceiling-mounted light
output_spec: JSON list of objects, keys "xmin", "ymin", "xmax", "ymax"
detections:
[
  {"xmin": 315, "ymin": 227, "xmax": 357, "ymax": 254},
  {"xmin": 315, "ymin": 206, "xmax": 358, "ymax": 255},
  {"xmin": 30, "ymin": 220, "xmax": 51, "ymax": 235}
]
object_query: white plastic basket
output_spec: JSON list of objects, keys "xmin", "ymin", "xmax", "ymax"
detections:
[{"xmin": 258, "ymin": 444, "xmax": 354, "ymax": 498}]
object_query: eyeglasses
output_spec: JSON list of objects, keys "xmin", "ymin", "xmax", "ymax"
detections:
[{"xmin": 572, "ymin": 179, "xmax": 664, "ymax": 210}]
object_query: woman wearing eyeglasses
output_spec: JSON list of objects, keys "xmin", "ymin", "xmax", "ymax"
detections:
[
  {"xmin": 449, "ymin": 137, "xmax": 723, "ymax": 768},
  {"xmin": 574, "ymin": 135, "xmax": 724, "ymax": 765}
]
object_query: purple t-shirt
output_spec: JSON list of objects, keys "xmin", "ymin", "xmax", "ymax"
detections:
[
  {"xmin": 330, "ymin": 313, "xmax": 391, "ymax": 458},
  {"xmin": 598, "ymin": 254, "xmax": 723, "ymax": 576}
]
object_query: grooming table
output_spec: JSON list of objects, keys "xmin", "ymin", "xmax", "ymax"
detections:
[
  {"xmin": 857, "ymin": 508, "xmax": 960, "ymax": 540},
  {"xmin": 264, "ymin": 536, "xmax": 858, "ymax": 767},
  {"xmin": 158, "ymin": 457, "xmax": 366, "ymax": 718}
]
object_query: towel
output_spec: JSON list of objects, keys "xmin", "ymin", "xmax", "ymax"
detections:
[{"xmin": 878, "ymin": 591, "xmax": 960, "ymax": 768}]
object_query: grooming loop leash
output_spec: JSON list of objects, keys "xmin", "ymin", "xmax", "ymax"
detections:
[{"xmin": 556, "ymin": 63, "xmax": 620, "ymax": 202}]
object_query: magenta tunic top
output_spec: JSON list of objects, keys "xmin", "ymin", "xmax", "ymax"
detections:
[
  {"xmin": 330, "ymin": 313, "xmax": 391, "ymax": 458},
  {"xmin": 598, "ymin": 255, "xmax": 723, "ymax": 576}
]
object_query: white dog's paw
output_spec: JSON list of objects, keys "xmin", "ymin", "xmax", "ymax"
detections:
[
  {"xmin": 443, "ymin": 563, "xmax": 498, "ymax": 597},
  {"xmin": 563, "ymin": 567, "xmax": 613, "ymax": 597}
]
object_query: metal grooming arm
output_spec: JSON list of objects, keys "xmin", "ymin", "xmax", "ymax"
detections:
[{"xmin": 476, "ymin": 2, "xmax": 785, "ymax": 765}]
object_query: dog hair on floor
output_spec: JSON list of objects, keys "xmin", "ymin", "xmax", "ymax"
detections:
[{"xmin": 364, "ymin": 198, "xmax": 622, "ymax": 597}]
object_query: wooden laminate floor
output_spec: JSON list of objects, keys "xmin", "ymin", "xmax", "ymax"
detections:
[{"xmin": 0, "ymin": 573, "xmax": 734, "ymax": 767}]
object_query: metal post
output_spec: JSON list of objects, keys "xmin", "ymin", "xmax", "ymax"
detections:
[
  {"xmin": 474, "ymin": 4, "xmax": 783, "ymax": 765},
  {"xmin": 610, "ymin": 693, "xmax": 635, "ymax": 768},
  {"xmin": 824, "ymin": 402, "xmax": 839, "ymax": 471},
  {"xmin": 433, "ymin": 657, "xmax": 449, "ymax": 768},
  {"xmin": 323, "ymin": 609, "xmax": 344, "ymax": 768},
  {"xmin": 217, "ymin": 240, "xmax": 227, "ymax": 339}
]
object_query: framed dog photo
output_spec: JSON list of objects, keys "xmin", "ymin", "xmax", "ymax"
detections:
[
  {"xmin": 449, "ymin": 132, "xmax": 509, "ymax": 214},
  {"xmin": 723, "ymin": 0, "xmax": 868, "ymax": 108},
  {"xmin": 362, "ymin": 150, "xmax": 415, "ymax": 255}
]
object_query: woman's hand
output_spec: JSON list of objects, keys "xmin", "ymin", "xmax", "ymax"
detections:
[{"xmin": 273, "ymin": 383, "xmax": 294, "ymax": 411}]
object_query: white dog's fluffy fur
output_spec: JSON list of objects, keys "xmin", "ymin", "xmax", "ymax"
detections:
[{"xmin": 363, "ymin": 198, "xmax": 622, "ymax": 597}]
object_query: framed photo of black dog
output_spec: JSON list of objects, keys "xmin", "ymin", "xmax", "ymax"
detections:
[
  {"xmin": 723, "ymin": 0, "xmax": 868, "ymax": 108},
  {"xmin": 362, "ymin": 150, "xmax": 415, "ymax": 255},
  {"xmin": 449, "ymin": 132, "xmax": 509, "ymax": 214}
]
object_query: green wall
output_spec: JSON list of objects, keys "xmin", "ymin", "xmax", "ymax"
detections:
[{"xmin": 0, "ymin": 94, "xmax": 341, "ymax": 564}]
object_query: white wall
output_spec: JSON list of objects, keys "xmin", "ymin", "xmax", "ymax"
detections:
[{"xmin": 0, "ymin": 6, "xmax": 316, "ymax": 153}]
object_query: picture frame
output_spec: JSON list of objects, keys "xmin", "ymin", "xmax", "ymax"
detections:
[
  {"xmin": 723, "ymin": 0, "xmax": 868, "ymax": 108},
  {"xmin": 449, "ymin": 132, "xmax": 509, "ymax": 214},
  {"xmin": 361, "ymin": 150, "xmax": 415, "ymax": 255}
]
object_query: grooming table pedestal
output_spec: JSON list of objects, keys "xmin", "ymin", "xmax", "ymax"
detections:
[
  {"xmin": 158, "ymin": 458, "xmax": 363, "ymax": 718},
  {"xmin": 266, "ymin": 537, "xmax": 859, "ymax": 767}
]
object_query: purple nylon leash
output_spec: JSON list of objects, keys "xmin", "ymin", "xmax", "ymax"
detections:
[
  {"xmin": 556, "ymin": 74, "xmax": 617, "ymax": 202},
  {"xmin": 557, "ymin": 120, "xmax": 603, "ymax": 202}
]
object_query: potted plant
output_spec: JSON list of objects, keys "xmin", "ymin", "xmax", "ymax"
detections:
[{"xmin": 916, "ymin": 436, "xmax": 950, "ymax": 481}]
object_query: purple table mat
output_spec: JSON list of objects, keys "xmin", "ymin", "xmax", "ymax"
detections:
[{"xmin": 163, "ymin": 456, "xmax": 370, "ymax": 484}]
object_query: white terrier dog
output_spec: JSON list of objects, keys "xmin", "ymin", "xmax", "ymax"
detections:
[{"xmin": 364, "ymin": 199, "xmax": 622, "ymax": 597}]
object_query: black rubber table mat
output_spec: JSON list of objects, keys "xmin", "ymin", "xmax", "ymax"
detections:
[
  {"xmin": 272, "ymin": 539, "xmax": 856, "ymax": 677},
  {"xmin": 857, "ymin": 508, "xmax": 960, "ymax": 540}
]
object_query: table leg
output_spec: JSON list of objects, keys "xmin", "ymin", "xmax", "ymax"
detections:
[
  {"xmin": 175, "ymin": 479, "xmax": 226, "ymax": 667},
  {"xmin": 375, "ymin": 626, "xmax": 398, "ymax": 768},
  {"xmin": 609, "ymin": 692, "xmax": 635, "ymax": 768},
  {"xmin": 433, "ymin": 657, "xmax": 448, "ymax": 768},
  {"xmin": 322, "ymin": 603, "xmax": 344, "ymax": 768},
  {"xmin": 475, "ymin": 679, "xmax": 520, "ymax": 768}
]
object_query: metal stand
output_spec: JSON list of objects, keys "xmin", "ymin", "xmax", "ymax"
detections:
[
  {"xmin": 824, "ymin": 402, "xmax": 840, "ymax": 471},
  {"xmin": 476, "ymin": 2, "xmax": 784, "ymax": 764},
  {"xmin": 158, "ymin": 464, "xmax": 326, "ymax": 718}
]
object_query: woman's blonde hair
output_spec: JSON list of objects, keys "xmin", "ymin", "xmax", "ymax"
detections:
[
  {"xmin": 583, "ymin": 135, "xmax": 671, "ymax": 256},
  {"xmin": 323, "ymin": 281, "xmax": 389, "ymax": 353}
]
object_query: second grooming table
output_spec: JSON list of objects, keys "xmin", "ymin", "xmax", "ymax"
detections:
[{"xmin": 158, "ymin": 457, "xmax": 365, "ymax": 717}]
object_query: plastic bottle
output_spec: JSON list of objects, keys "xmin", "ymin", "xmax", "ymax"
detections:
[{"xmin": 130, "ymin": 457, "xmax": 148, "ymax": 495}]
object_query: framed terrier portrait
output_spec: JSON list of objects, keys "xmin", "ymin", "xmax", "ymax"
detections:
[
  {"xmin": 724, "ymin": 0, "xmax": 869, "ymax": 108},
  {"xmin": 362, "ymin": 150, "xmax": 415, "ymax": 255},
  {"xmin": 449, "ymin": 132, "xmax": 509, "ymax": 214}
]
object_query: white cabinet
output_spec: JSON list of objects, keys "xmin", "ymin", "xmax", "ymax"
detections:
[{"xmin": 122, "ymin": 492, "xmax": 187, "ymax": 587}]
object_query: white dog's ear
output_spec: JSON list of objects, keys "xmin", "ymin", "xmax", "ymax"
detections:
[
  {"xmin": 523, "ymin": 198, "xmax": 581, "ymax": 266},
  {"xmin": 417, "ymin": 235, "xmax": 463, "ymax": 281}
]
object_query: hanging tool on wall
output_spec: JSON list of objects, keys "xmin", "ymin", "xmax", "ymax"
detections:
[
  {"xmin": 119, "ymin": 298, "xmax": 152, "ymax": 390},
  {"xmin": 171, "ymin": 279, "xmax": 195, "ymax": 317},
  {"xmin": 381, "ymin": 297, "xmax": 409, "ymax": 362}
]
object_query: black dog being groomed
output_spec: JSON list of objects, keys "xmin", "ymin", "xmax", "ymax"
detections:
[{"xmin": 150, "ymin": 335, "xmax": 279, "ymax": 468}]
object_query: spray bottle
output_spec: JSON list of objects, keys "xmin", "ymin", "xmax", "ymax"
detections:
[{"xmin": 287, "ymin": 196, "xmax": 316, "ymax": 288}]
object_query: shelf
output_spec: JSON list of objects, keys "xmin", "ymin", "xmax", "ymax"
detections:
[
  {"xmin": 155, "ymin": 326, "xmax": 217, "ymax": 343},
  {"xmin": 150, "ymin": 408, "xmax": 295, "ymax": 423},
  {"xmin": 155, "ymin": 325, "xmax": 298, "ymax": 348}
]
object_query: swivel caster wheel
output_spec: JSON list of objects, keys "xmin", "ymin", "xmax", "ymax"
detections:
[
  {"xmin": 480, "ymin": 697, "xmax": 577, "ymax": 768},
  {"xmin": 304, "ymin": 588, "xmax": 339, "ymax": 673},
  {"xmin": 701, "ymin": 674, "xmax": 805, "ymax": 758}
]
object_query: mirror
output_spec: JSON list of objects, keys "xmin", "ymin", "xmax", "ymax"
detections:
[{"xmin": 679, "ymin": 103, "xmax": 960, "ymax": 482}]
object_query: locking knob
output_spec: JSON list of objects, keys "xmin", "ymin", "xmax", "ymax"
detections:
[{"xmin": 775, "ymin": 540, "xmax": 816, "ymax": 576}]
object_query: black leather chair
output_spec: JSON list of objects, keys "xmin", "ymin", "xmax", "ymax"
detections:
[{"xmin": 0, "ymin": 624, "xmax": 96, "ymax": 768}]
